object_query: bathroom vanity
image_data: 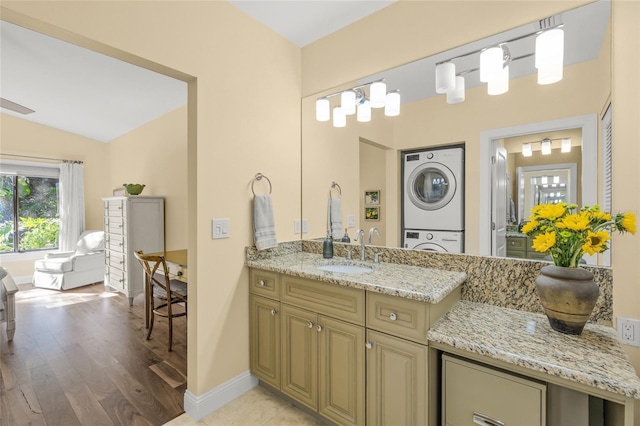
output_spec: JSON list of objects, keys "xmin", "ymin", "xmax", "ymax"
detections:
[{"xmin": 246, "ymin": 242, "xmax": 640, "ymax": 426}]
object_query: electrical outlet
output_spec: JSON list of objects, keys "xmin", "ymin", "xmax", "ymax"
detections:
[
  {"xmin": 294, "ymin": 220, "xmax": 301, "ymax": 234},
  {"xmin": 617, "ymin": 317, "xmax": 640, "ymax": 347},
  {"xmin": 302, "ymin": 219, "xmax": 309, "ymax": 233}
]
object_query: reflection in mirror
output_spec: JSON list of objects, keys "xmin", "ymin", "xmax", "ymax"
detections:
[{"xmin": 301, "ymin": 0, "xmax": 610, "ymax": 261}]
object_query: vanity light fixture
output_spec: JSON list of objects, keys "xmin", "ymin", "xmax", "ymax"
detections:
[
  {"xmin": 561, "ymin": 138, "xmax": 572, "ymax": 153},
  {"xmin": 434, "ymin": 15, "xmax": 563, "ymax": 104},
  {"xmin": 315, "ymin": 79, "xmax": 401, "ymax": 127},
  {"xmin": 521, "ymin": 137, "xmax": 571, "ymax": 157},
  {"xmin": 541, "ymin": 138, "xmax": 552, "ymax": 155},
  {"xmin": 522, "ymin": 143, "xmax": 533, "ymax": 157}
]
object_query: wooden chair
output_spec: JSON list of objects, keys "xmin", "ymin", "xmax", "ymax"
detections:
[{"xmin": 134, "ymin": 250, "xmax": 187, "ymax": 351}]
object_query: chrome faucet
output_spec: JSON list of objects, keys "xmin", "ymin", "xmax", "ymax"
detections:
[
  {"xmin": 368, "ymin": 227, "xmax": 381, "ymax": 245},
  {"xmin": 354, "ymin": 228, "xmax": 366, "ymax": 261}
]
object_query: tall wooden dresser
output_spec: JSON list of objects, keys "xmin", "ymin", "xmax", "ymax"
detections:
[{"xmin": 102, "ymin": 196, "xmax": 165, "ymax": 305}]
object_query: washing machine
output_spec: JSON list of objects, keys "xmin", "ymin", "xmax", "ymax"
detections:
[
  {"xmin": 404, "ymin": 230, "xmax": 464, "ymax": 253},
  {"xmin": 403, "ymin": 147, "xmax": 464, "ymax": 231}
]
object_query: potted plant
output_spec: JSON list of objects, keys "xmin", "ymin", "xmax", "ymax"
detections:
[{"xmin": 522, "ymin": 203, "xmax": 636, "ymax": 334}]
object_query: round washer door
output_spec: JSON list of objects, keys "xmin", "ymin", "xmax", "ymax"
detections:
[
  {"xmin": 406, "ymin": 162, "xmax": 456, "ymax": 211},
  {"xmin": 412, "ymin": 242, "xmax": 448, "ymax": 253}
]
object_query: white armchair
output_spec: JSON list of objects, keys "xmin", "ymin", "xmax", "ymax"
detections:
[
  {"xmin": 33, "ymin": 230, "xmax": 105, "ymax": 290},
  {"xmin": 0, "ymin": 267, "xmax": 18, "ymax": 341}
]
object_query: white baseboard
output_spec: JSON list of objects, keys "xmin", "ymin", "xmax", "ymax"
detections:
[{"xmin": 183, "ymin": 370, "xmax": 258, "ymax": 421}]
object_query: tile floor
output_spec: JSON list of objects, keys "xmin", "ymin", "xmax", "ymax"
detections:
[{"xmin": 164, "ymin": 386, "xmax": 325, "ymax": 426}]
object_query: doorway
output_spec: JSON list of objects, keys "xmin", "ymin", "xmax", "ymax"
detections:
[{"xmin": 479, "ymin": 114, "xmax": 598, "ymax": 264}]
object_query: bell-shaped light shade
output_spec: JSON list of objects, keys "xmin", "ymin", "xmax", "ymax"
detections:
[
  {"xmin": 487, "ymin": 65, "xmax": 509, "ymax": 95},
  {"xmin": 435, "ymin": 62, "xmax": 456, "ymax": 94},
  {"xmin": 370, "ymin": 81, "xmax": 387, "ymax": 108},
  {"xmin": 446, "ymin": 76, "xmax": 465, "ymax": 104},
  {"xmin": 316, "ymin": 98, "xmax": 330, "ymax": 121},
  {"xmin": 561, "ymin": 138, "xmax": 572, "ymax": 153},
  {"xmin": 541, "ymin": 138, "xmax": 552, "ymax": 155},
  {"xmin": 536, "ymin": 28, "xmax": 564, "ymax": 85},
  {"xmin": 341, "ymin": 90, "xmax": 356, "ymax": 115},
  {"xmin": 384, "ymin": 91, "xmax": 400, "ymax": 117},
  {"xmin": 522, "ymin": 144, "xmax": 533, "ymax": 157},
  {"xmin": 357, "ymin": 99, "xmax": 371, "ymax": 122},
  {"xmin": 332, "ymin": 106, "xmax": 346, "ymax": 128},
  {"xmin": 480, "ymin": 47, "xmax": 503, "ymax": 83}
]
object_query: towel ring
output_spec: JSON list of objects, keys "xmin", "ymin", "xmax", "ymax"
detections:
[
  {"xmin": 330, "ymin": 181, "xmax": 342, "ymax": 199},
  {"xmin": 252, "ymin": 173, "xmax": 272, "ymax": 196}
]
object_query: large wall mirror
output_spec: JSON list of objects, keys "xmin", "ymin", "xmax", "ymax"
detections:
[{"xmin": 301, "ymin": 0, "xmax": 610, "ymax": 261}]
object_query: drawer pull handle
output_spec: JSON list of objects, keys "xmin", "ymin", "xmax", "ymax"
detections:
[
  {"xmin": 177, "ymin": 271, "xmax": 183, "ymax": 276},
  {"xmin": 472, "ymin": 412, "xmax": 505, "ymax": 426},
  {"xmin": 316, "ymin": 324, "xmax": 323, "ymax": 332},
  {"xmin": 389, "ymin": 312, "xmax": 397, "ymax": 321},
  {"xmin": 365, "ymin": 342, "xmax": 373, "ymax": 349},
  {"xmin": 308, "ymin": 321, "xmax": 314, "ymax": 328},
  {"xmin": 259, "ymin": 280, "xmax": 267, "ymax": 287},
  {"xmin": 270, "ymin": 309, "xmax": 277, "ymax": 316}
]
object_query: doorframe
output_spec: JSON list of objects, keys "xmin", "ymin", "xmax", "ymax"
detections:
[{"xmin": 479, "ymin": 114, "xmax": 598, "ymax": 261}]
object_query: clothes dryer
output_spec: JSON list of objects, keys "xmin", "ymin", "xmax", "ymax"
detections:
[
  {"xmin": 403, "ymin": 147, "xmax": 464, "ymax": 231},
  {"xmin": 403, "ymin": 229, "xmax": 464, "ymax": 253}
]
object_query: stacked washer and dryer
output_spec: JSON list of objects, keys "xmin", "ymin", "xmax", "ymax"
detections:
[{"xmin": 402, "ymin": 146, "xmax": 464, "ymax": 253}]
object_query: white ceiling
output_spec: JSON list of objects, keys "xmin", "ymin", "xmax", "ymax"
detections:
[{"xmin": 0, "ymin": 1, "xmax": 608, "ymax": 143}]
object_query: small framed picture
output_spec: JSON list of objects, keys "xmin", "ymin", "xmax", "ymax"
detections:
[
  {"xmin": 365, "ymin": 207, "xmax": 380, "ymax": 221},
  {"xmin": 113, "ymin": 187, "xmax": 126, "ymax": 197},
  {"xmin": 365, "ymin": 190, "xmax": 380, "ymax": 205}
]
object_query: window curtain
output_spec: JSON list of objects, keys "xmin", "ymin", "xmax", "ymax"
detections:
[{"xmin": 58, "ymin": 162, "xmax": 85, "ymax": 251}]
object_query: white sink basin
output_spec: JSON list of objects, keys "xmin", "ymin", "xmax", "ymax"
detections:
[{"xmin": 316, "ymin": 264, "xmax": 373, "ymax": 274}]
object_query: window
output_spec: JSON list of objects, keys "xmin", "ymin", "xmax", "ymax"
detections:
[{"xmin": 0, "ymin": 163, "xmax": 60, "ymax": 253}]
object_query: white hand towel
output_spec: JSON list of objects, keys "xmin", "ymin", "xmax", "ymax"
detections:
[
  {"xmin": 329, "ymin": 198, "xmax": 343, "ymax": 239},
  {"xmin": 253, "ymin": 194, "xmax": 277, "ymax": 250}
]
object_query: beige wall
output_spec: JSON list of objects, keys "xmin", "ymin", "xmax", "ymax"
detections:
[
  {"xmin": 108, "ymin": 105, "xmax": 188, "ymax": 251},
  {"xmin": 0, "ymin": 113, "xmax": 109, "ymax": 278},
  {"xmin": 1, "ymin": 0, "xmax": 302, "ymax": 398}
]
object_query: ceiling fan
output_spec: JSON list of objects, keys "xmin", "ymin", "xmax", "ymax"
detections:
[{"xmin": 1, "ymin": 98, "xmax": 35, "ymax": 114}]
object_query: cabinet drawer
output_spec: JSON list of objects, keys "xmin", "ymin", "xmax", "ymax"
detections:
[
  {"xmin": 281, "ymin": 276, "xmax": 364, "ymax": 326},
  {"xmin": 249, "ymin": 269, "xmax": 280, "ymax": 300},
  {"xmin": 106, "ymin": 267, "xmax": 126, "ymax": 290},
  {"xmin": 167, "ymin": 262, "xmax": 187, "ymax": 282},
  {"xmin": 107, "ymin": 251, "xmax": 126, "ymax": 270},
  {"xmin": 105, "ymin": 217, "xmax": 126, "ymax": 234},
  {"xmin": 443, "ymin": 355, "xmax": 546, "ymax": 426},
  {"xmin": 507, "ymin": 236, "xmax": 527, "ymax": 249},
  {"xmin": 105, "ymin": 199, "xmax": 126, "ymax": 217},
  {"xmin": 366, "ymin": 292, "xmax": 429, "ymax": 344}
]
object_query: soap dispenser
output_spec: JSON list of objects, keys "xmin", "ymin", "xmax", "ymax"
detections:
[
  {"xmin": 341, "ymin": 228, "xmax": 351, "ymax": 243},
  {"xmin": 323, "ymin": 230, "xmax": 334, "ymax": 259}
]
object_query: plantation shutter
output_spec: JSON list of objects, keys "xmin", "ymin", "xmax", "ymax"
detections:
[{"xmin": 602, "ymin": 104, "xmax": 612, "ymax": 265}]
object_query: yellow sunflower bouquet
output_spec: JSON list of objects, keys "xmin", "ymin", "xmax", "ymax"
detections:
[{"xmin": 521, "ymin": 203, "xmax": 636, "ymax": 267}]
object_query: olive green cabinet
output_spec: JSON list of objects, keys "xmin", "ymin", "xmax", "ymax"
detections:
[
  {"xmin": 366, "ymin": 330, "xmax": 428, "ymax": 426},
  {"xmin": 249, "ymin": 295, "xmax": 280, "ymax": 389}
]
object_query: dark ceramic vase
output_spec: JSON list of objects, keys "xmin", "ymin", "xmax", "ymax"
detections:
[{"xmin": 535, "ymin": 265, "xmax": 598, "ymax": 335}]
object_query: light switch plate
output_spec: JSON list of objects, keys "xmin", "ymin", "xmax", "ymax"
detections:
[
  {"xmin": 302, "ymin": 219, "xmax": 309, "ymax": 233},
  {"xmin": 212, "ymin": 218, "xmax": 230, "ymax": 239},
  {"xmin": 347, "ymin": 215, "xmax": 356, "ymax": 227}
]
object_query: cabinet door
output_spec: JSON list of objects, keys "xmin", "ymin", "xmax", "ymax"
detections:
[
  {"xmin": 281, "ymin": 304, "xmax": 318, "ymax": 410},
  {"xmin": 249, "ymin": 295, "xmax": 281, "ymax": 389},
  {"xmin": 318, "ymin": 315, "xmax": 365, "ymax": 426},
  {"xmin": 366, "ymin": 330, "xmax": 427, "ymax": 426}
]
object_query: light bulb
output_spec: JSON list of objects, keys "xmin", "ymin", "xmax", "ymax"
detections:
[
  {"xmin": 446, "ymin": 76, "xmax": 465, "ymax": 104},
  {"xmin": 384, "ymin": 91, "xmax": 400, "ymax": 117},
  {"xmin": 370, "ymin": 81, "xmax": 386, "ymax": 108},
  {"xmin": 435, "ymin": 62, "xmax": 456, "ymax": 94},
  {"xmin": 315, "ymin": 98, "xmax": 330, "ymax": 121},
  {"xmin": 480, "ymin": 47, "xmax": 503, "ymax": 83},
  {"xmin": 487, "ymin": 65, "xmax": 509, "ymax": 95},
  {"xmin": 357, "ymin": 99, "xmax": 371, "ymax": 122},
  {"xmin": 536, "ymin": 29, "xmax": 564, "ymax": 85},
  {"xmin": 332, "ymin": 106, "xmax": 346, "ymax": 128},
  {"xmin": 341, "ymin": 90, "xmax": 356, "ymax": 115},
  {"xmin": 522, "ymin": 144, "xmax": 533, "ymax": 157}
]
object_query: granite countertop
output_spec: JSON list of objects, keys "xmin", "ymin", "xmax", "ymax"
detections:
[
  {"xmin": 428, "ymin": 300, "xmax": 640, "ymax": 399},
  {"xmin": 246, "ymin": 251, "xmax": 466, "ymax": 303}
]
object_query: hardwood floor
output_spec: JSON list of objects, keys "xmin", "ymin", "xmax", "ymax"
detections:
[{"xmin": 0, "ymin": 283, "xmax": 187, "ymax": 426}]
